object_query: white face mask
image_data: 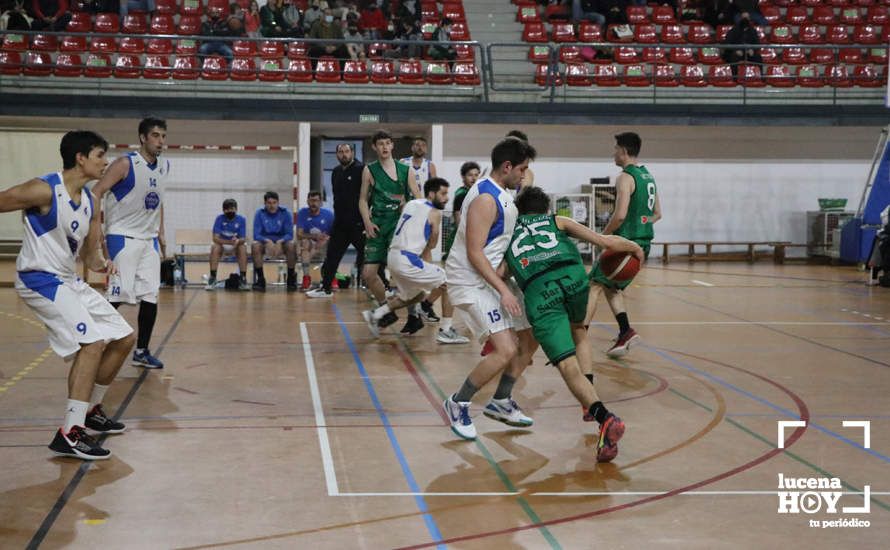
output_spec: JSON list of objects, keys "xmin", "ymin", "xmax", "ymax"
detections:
[{"xmin": 324, "ymin": 15, "xmax": 334, "ymax": 23}]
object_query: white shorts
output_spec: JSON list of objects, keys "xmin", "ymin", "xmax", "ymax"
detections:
[
  {"xmin": 221, "ymin": 243, "xmax": 244, "ymax": 255},
  {"xmin": 448, "ymin": 280, "xmax": 529, "ymax": 344},
  {"xmin": 16, "ymin": 273, "xmax": 133, "ymax": 361},
  {"xmin": 387, "ymin": 249, "xmax": 445, "ymax": 301},
  {"xmin": 106, "ymin": 234, "xmax": 161, "ymax": 304}
]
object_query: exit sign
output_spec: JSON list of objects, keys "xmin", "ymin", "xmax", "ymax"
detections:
[{"xmin": 359, "ymin": 114, "xmax": 380, "ymax": 123}]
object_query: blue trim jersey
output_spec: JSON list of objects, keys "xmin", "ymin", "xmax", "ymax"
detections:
[
  {"xmin": 212, "ymin": 214, "xmax": 247, "ymax": 240},
  {"xmin": 391, "ymin": 198, "xmax": 434, "ymax": 257},
  {"xmin": 253, "ymin": 207, "xmax": 293, "ymax": 242},
  {"xmin": 103, "ymin": 151, "xmax": 169, "ymax": 239},
  {"xmin": 296, "ymin": 207, "xmax": 334, "ymax": 236},
  {"xmin": 16, "ymin": 173, "xmax": 93, "ymax": 280},
  {"xmin": 445, "ymin": 178, "xmax": 517, "ymax": 287},
  {"xmin": 400, "ymin": 156, "xmax": 430, "ymax": 195}
]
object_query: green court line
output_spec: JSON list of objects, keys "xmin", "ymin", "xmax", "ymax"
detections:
[{"xmin": 668, "ymin": 388, "xmax": 890, "ymax": 512}]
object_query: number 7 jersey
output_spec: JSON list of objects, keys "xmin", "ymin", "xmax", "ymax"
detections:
[{"xmin": 505, "ymin": 214, "xmax": 582, "ymax": 291}]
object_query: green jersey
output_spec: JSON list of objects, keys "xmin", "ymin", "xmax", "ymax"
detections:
[
  {"xmin": 505, "ymin": 214, "xmax": 583, "ymax": 290},
  {"xmin": 367, "ymin": 160, "xmax": 411, "ymax": 219},
  {"xmin": 616, "ymin": 164, "xmax": 656, "ymax": 244}
]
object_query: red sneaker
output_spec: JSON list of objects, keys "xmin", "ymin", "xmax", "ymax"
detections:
[
  {"xmin": 331, "ymin": 278, "xmax": 340, "ymax": 290},
  {"xmin": 301, "ymin": 275, "xmax": 311, "ymax": 291},
  {"xmin": 480, "ymin": 339, "xmax": 494, "ymax": 356},
  {"xmin": 606, "ymin": 328, "xmax": 640, "ymax": 358},
  {"xmin": 596, "ymin": 414, "xmax": 625, "ymax": 463}
]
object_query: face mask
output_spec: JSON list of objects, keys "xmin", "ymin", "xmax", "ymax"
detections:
[
  {"xmin": 325, "ymin": 15, "xmax": 334, "ymax": 23},
  {"xmin": 224, "ymin": 211, "xmax": 236, "ymax": 220}
]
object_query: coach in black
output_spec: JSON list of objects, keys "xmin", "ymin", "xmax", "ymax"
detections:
[{"xmin": 307, "ymin": 143, "xmax": 366, "ymax": 297}]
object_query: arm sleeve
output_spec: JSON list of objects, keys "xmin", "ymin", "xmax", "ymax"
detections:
[
  {"xmin": 237, "ymin": 216, "xmax": 246, "ymax": 239},
  {"xmin": 212, "ymin": 215, "xmax": 223, "ymax": 236},
  {"xmin": 253, "ymin": 210, "xmax": 266, "ymax": 242},
  {"xmin": 282, "ymin": 209, "xmax": 294, "ymax": 241}
]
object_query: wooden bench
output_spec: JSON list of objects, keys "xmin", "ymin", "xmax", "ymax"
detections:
[
  {"xmin": 0, "ymin": 239, "xmax": 22, "ymax": 260},
  {"xmin": 653, "ymin": 241, "xmax": 808, "ymax": 264}
]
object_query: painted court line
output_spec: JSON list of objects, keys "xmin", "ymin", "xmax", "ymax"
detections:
[
  {"xmin": 692, "ymin": 279, "xmax": 714, "ymax": 287},
  {"xmin": 335, "ymin": 491, "xmax": 890, "ymax": 497},
  {"xmin": 307, "ymin": 321, "xmax": 889, "ymax": 327},
  {"xmin": 299, "ymin": 322, "xmax": 340, "ymax": 497}
]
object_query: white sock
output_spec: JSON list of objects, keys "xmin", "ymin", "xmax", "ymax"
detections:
[
  {"xmin": 372, "ymin": 304, "xmax": 391, "ymax": 320},
  {"xmin": 409, "ymin": 304, "xmax": 419, "ymax": 315},
  {"xmin": 440, "ymin": 317, "xmax": 453, "ymax": 332},
  {"xmin": 63, "ymin": 399, "xmax": 90, "ymax": 433},
  {"xmin": 89, "ymin": 384, "xmax": 109, "ymax": 407}
]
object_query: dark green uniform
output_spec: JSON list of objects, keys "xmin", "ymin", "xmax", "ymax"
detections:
[
  {"xmin": 442, "ymin": 185, "xmax": 470, "ymax": 260},
  {"xmin": 365, "ymin": 160, "xmax": 411, "ymax": 264},
  {"xmin": 590, "ymin": 164, "xmax": 656, "ymax": 290},
  {"xmin": 505, "ymin": 214, "xmax": 588, "ymax": 364}
]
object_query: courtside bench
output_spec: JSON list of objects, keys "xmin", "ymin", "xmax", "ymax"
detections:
[{"xmin": 654, "ymin": 241, "xmax": 808, "ymax": 264}]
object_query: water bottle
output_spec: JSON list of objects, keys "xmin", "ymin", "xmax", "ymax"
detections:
[{"xmin": 174, "ymin": 265, "xmax": 182, "ymax": 286}]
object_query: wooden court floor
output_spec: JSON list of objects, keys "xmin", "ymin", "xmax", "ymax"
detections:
[{"xmin": 0, "ymin": 263, "xmax": 888, "ymax": 549}]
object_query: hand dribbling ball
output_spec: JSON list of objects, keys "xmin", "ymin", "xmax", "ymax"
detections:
[{"xmin": 598, "ymin": 249, "xmax": 641, "ymax": 282}]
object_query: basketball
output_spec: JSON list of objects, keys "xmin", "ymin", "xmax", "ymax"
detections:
[
  {"xmin": 228, "ymin": 17, "xmax": 243, "ymax": 32},
  {"xmin": 598, "ymin": 249, "xmax": 641, "ymax": 282}
]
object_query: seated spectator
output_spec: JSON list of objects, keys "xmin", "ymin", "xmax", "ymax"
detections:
[
  {"xmin": 599, "ymin": 0, "xmax": 628, "ymax": 26},
  {"xmin": 282, "ymin": 0, "xmax": 303, "ymax": 36},
  {"xmin": 867, "ymin": 205, "xmax": 890, "ymax": 286},
  {"xmin": 261, "ymin": 0, "xmax": 302, "ymax": 37},
  {"xmin": 572, "ymin": 0, "xmax": 605, "ymax": 26},
  {"xmin": 308, "ymin": 6, "xmax": 348, "ymax": 63},
  {"xmin": 30, "ymin": 0, "xmax": 72, "ymax": 31},
  {"xmin": 384, "ymin": 15, "xmax": 420, "ymax": 59},
  {"xmin": 226, "ymin": 3, "xmax": 246, "ymax": 35},
  {"xmin": 199, "ymin": 6, "xmax": 236, "ymax": 65},
  {"xmin": 730, "ymin": 0, "xmax": 766, "ymax": 27},
  {"xmin": 1, "ymin": 0, "xmax": 33, "ymax": 30},
  {"xmin": 296, "ymin": 191, "xmax": 334, "ymax": 290},
  {"xmin": 207, "ymin": 198, "xmax": 249, "ymax": 291},
  {"xmin": 343, "ymin": 20, "xmax": 365, "ymax": 60},
  {"xmin": 120, "ymin": 0, "xmax": 155, "ymax": 18},
  {"xmin": 427, "ymin": 17, "xmax": 455, "ymax": 62},
  {"xmin": 339, "ymin": 1, "xmax": 359, "ymax": 25},
  {"xmin": 359, "ymin": 1, "xmax": 385, "ymax": 39},
  {"xmin": 702, "ymin": 0, "xmax": 732, "ymax": 29},
  {"xmin": 722, "ymin": 14, "xmax": 762, "ymax": 76},
  {"xmin": 244, "ymin": 0, "xmax": 260, "ymax": 38},
  {"xmin": 302, "ymin": 0, "xmax": 325, "ymax": 31},
  {"xmin": 252, "ymin": 191, "xmax": 298, "ymax": 292}
]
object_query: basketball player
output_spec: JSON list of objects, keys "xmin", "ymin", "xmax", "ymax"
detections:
[
  {"xmin": 505, "ymin": 187, "xmax": 643, "ymax": 462},
  {"xmin": 92, "ymin": 117, "xmax": 169, "ymax": 369},
  {"xmin": 359, "ymin": 130, "xmax": 414, "ymax": 308},
  {"xmin": 0, "ymin": 130, "xmax": 135, "ymax": 460},
  {"xmin": 585, "ymin": 132, "xmax": 661, "ymax": 357},
  {"xmin": 505, "ymin": 130, "xmax": 535, "ymax": 190},
  {"xmin": 443, "ymin": 138, "xmax": 538, "ymax": 441},
  {"xmin": 361, "ymin": 177, "xmax": 450, "ymax": 336}
]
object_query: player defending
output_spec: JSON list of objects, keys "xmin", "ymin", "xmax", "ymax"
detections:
[
  {"xmin": 359, "ymin": 130, "xmax": 416, "ymax": 307},
  {"xmin": 586, "ymin": 132, "xmax": 661, "ymax": 357},
  {"xmin": 1, "ymin": 130, "xmax": 135, "ymax": 460},
  {"xmin": 443, "ymin": 138, "xmax": 537, "ymax": 441},
  {"xmin": 93, "ymin": 117, "xmax": 169, "ymax": 369},
  {"xmin": 362, "ymin": 177, "xmax": 450, "ymax": 335},
  {"xmin": 505, "ymin": 187, "xmax": 643, "ymax": 462}
]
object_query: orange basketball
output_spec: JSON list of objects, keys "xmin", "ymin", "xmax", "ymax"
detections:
[
  {"xmin": 228, "ymin": 17, "xmax": 243, "ymax": 32},
  {"xmin": 598, "ymin": 249, "xmax": 641, "ymax": 282}
]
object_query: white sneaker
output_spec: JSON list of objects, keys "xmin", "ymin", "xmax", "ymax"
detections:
[
  {"xmin": 362, "ymin": 309, "xmax": 380, "ymax": 338},
  {"xmin": 437, "ymin": 327, "xmax": 470, "ymax": 344},
  {"xmin": 306, "ymin": 288, "xmax": 333, "ymax": 298},
  {"xmin": 483, "ymin": 397, "xmax": 534, "ymax": 427},
  {"xmin": 444, "ymin": 395, "xmax": 476, "ymax": 440},
  {"xmin": 204, "ymin": 278, "xmax": 216, "ymax": 291}
]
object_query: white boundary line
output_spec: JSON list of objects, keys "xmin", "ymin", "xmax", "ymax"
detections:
[
  {"xmin": 333, "ymin": 491, "xmax": 890, "ymax": 497},
  {"xmin": 304, "ymin": 321, "xmax": 887, "ymax": 326},
  {"xmin": 300, "ymin": 322, "xmax": 340, "ymax": 496},
  {"xmin": 691, "ymin": 279, "xmax": 714, "ymax": 287}
]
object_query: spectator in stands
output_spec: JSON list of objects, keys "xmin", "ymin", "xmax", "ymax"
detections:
[
  {"xmin": 252, "ymin": 191, "xmax": 298, "ymax": 292},
  {"xmin": 282, "ymin": 0, "xmax": 303, "ymax": 36},
  {"xmin": 359, "ymin": 1, "xmax": 385, "ymax": 39},
  {"xmin": 340, "ymin": 2, "xmax": 360, "ymax": 25},
  {"xmin": 30, "ymin": 0, "xmax": 71, "ymax": 31},
  {"xmin": 199, "ymin": 6, "xmax": 236, "ymax": 65},
  {"xmin": 702, "ymin": 0, "xmax": 732, "ymax": 29},
  {"xmin": 302, "ymin": 0, "xmax": 325, "ymax": 31},
  {"xmin": 599, "ymin": 0, "xmax": 629, "ymax": 26},
  {"xmin": 1, "ymin": 0, "xmax": 32, "ymax": 30},
  {"xmin": 261, "ymin": 0, "xmax": 300, "ymax": 38},
  {"xmin": 227, "ymin": 3, "xmax": 246, "ymax": 35},
  {"xmin": 207, "ymin": 198, "xmax": 249, "ymax": 292},
  {"xmin": 308, "ymin": 6, "xmax": 348, "ymax": 63},
  {"xmin": 385, "ymin": 15, "xmax": 420, "ymax": 59},
  {"xmin": 867, "ymin": 205, "xmax": 890, "ymax": 286},
  {"xmin": 120, "ymin": 0, "xmax": 155, "ymax": 19},
  {"xmin": 296, "ymin": 191, "xmax": 334, "ymax": 290},
  {"xmin": 572, "ymin": 0, "xmax": 606, "ymax": 26},
  {"xmin": 343, "ymin": 20, "xmax": 366, "ymax": 60},
  {"xmin": 244, "ymin": 0, "xmax": 260, "ymax": 38},
  {"xmin": 428, "ymin": 17, "xmax": 456, "ymax": 62},
  {"xmin": 722, "ymin": 14, "xmax": 762, "ymax": 76},
  {"xmin": 730, "ymin": 0, "xmax": 766, "ymax": 26}
]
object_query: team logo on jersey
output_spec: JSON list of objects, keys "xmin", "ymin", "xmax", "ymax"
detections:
[
  {"xmin": 641, "ymin": 216, "xmax": 649, "ymax": 224},
  {"xmin": 520, "ymin": 258, "xmax": 530, "ymax": 268},
  {"xmin": 144, "ymin": 192, "xmax": 160, "ymax": 210}
]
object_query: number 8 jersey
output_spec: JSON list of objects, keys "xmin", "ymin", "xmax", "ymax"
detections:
[
  {"xmin": 617, "ymin": 165, "xmax": 656, "ymax": 244},
  {"xmin": 504, "ymin": 214, "xmax": 582, "ymax": 291}
]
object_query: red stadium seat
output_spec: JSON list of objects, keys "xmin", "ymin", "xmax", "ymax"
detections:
[
  {"xmin": 854, "ymin": 24, "xmax": 882, "ymax": 43},
  {"xmin": 809, "ymin": 48, "xmax": 835, "ymax": 63},
  {"xmin": 288, "ymin": 41, "xmax": 308, "ymax": 59},
  {"xmin": 641, "ymin": 47, "xmax": 666, "ymax": 63},
  {"xmin": 529, "ymin": 45, "xmax": 550, "ymax": 63},
  {"xmin": 1, "ymin": 33, "xmax": 28, "ymax": 51},
  {"xmin": 23, "ymin": 51, "xmax": 52, "ymax": 76},
  {"xmin": 176, "ymin": 39, "xmax": 198, "ymax": 55},
  {"xmin": 122, "ymin": 14, "xmax": 147, "ymax": 34},
  {"xmin": 143, "ymin": 55, "xmax": 171, "ymax": 78},
  {"xmin": 614, "ymin": 46, "xmax": 640, "ymax": 64},
  {"xmin": 716, "ymin": 24, "xmax": 732, "ymax": 42},
  {"xmin": 827, "ymin": 24, "xmax": 852, "ymax": 43},
  {"xmin": 260, "ymin": 41, "xmax": 285, "ymax": 59},
  {"xmin": 652, "ymin": 5, "xmax": 676, "ymax": 23},
  {"xmin": 799, "ymin": 24, "xmax": 825, "ymax": 44},
  {"xmin": 592, "ymin": 64, "xmax": 620, "ymax": 86},
  {"xmin": 654, "ymin": 64, "xmax": 678, "ymax": 86},
  {"xmin": 119, "ymin": 37, "xmax": 145, "ymax": 53},
  {"xmin": 867, "ymin": 6, "xmax": 889, "ymax": 23},
  {"xmin": 54, "ymin": 53, "xmax": 82, "ymax": 77},
  {"xmin": 232, "ymin": 40, "xmax": 256, "ymax": 57},
  {"xmin": 840, "ymin": 7, "xmax": 863, "ymax": 24},
  {"xmin": 782, "ymin": 47, "xmax": 807, "ymax": 65},
  {"xmin": 760, "ymin": 47, "xmax": 779, "ymax": 64},
  {"xmin": 343, "ymin": 59, "xmax": 369, "ymax": 83},
  {"xmin": 867, "ymin": 46, "xmax": 888, "ymax": 63},
  {"xmin": 450, "ymin": 22, "xmax": 469, "ymax": 40},
  {"xmin": 566, "ymin": 62, "xmax": 592, "ymax": 86},
  {"xmin": 559, "ymin": 45, "xmax": 581, "ymax": 63},
  {"xmin": 370, "ymin": 59, "xmax": 397, "ymax": 83},
  {"xmin": 30, "ymin": 34, "xmax": 57, "ymax": 53},
  {"xmin": 517, "ymin": 5, "xmax": 540, "ymax": 23},
  {"xmin": 84, "ymin": 53, "xmax": 112, "ymax": 77},
  {"xmin": 315, "ymin": 57, "xmax": 341, "ymax": 83},
  {"xmin": 770, "ymin": 24, "xmax": 794, "ymax": 44},
  {"xmin": 442, "ymin": 2, "xmax": 465, "ymax": 22},
  {"xmin": 114, "ymin": 54, "xmax": 141, "ymax": 78},
  {"xmin": 796, "ymin": 64, "xmax": 824, "ymax": 87},
  {"xmin": 522, "ymin": 22, "xmax": 547, "ymax": 43},
  {"xmin": 453, "ymin": 62, "xmax": 480, "ymax": 85},
  {"xmin": 178, "ymin": 15, "xmax": 202, "ymax": 35},
  {"xmin": 708, "ymin": 64, "xmax": 736, "ymax": 86},
  {"xmin": 286, "ymin": 57, "xmax": 313, "ymax": 82},
  {"xmin": 455, "ymin": 43, "xmax": 474, "ymax": 60},
  {"xmin": 150, "ymin": 15, "xmax": 176, "ymax": 35},
  {"xmin": 839, "ymin": 47, "xmax": 864, "ymax": 63},
  {"xmin": 60, "ymin": 35, "xmax": 87, "ymax": 52},
  {"xmin": 230, "ymin": 57, "xmax": 257, "ymax": 81},
  {"xmin": 827, "ymin": 63, "xmax": 853, "ymax": 86},
  {"xmin": 660, "ymin": 24, "xmax": 685, "ymax": 44},
  {"xmin": 66, "ymin": 12, "xmax": 92, "ymax": 32},
  {"xmin": 258, "ymin": 59, "xmax": 285, "ymax": 81},
  {"xmin": 172, "ymin": 55, "xmax": 200, "ymax": 79},
  {"xmin": 680, "ymin": 64, "xmax": 707, "ymax": 87},
  {"xmin": 634, "ymin": 24, "xmax": 657, "ymax": 44},
  {"xmin": 207, "ymin": 0, "xmax": 228, "ymax": 14},
  {"xmin": 155, "ymin": 0, "xmax": 177, "ymax": 15},
  {"xmin": 626, "ymin": 6, "xmax": 648, "ymax": 23},
  {"xmin": 181, "ymin": 0, "xmax": 204, "ymax": 16},
  {"xmin": 398, "ymin": 59, "xmax": 424, "ymax": 84},
  {"xmin": 669, "ymin": 47, "xmax": 694, "ymax": 64},
  {"xmin": 578, "ymin": 21, "xmax": 603, "ymax": 42},
  {"xmin": 812, "ymin": 6, "xmax": 836, "ymax": 25},
  {"xmin": 785, "ymin": 5, "xmax": 808, "ymax": 25},
  {"xmin": 425, "ymin": 61, "xmax": 452, "ymax": 84},
  {"xmin": 147, "ymin": 38, "xmax": 174, "ymax": 54},
  {"xmin": 698, "ymin": 46, "xmax": 722, "ymax": 64},
  {"xmin": 552, "ymin": 22, "xmax": 576, "ymax": 42},
  {"xmin": 535, "ymin": 63, "xmax": 563, "ymax": 86},
  {"xmin": 90, "ymin": 36, "xmax": 117, "ymax": 53},
  {"xmin": 760, "ymin": 4, "xmax": 781, "ymax": 24},
  {"xmin": 94, "ymin": 13, "xmax": 120, "ymax": 33},
  {"xmin": 687, "ymin": 23, "xmax": 714, "ymax": 44},
  {"xmin": 624, "ymin": 64, "xmax": 650, "ymax": 86},
  {"xmin": 765, "ymin": 64, "xmax": 795, "ymax": 86},
  {"xmin": 853, "ymin": 64, "xmax": 883, "ymax": 86},
  {"xmin": 0, "ymin": 50, "xmax": 22, "ymax": 75}
]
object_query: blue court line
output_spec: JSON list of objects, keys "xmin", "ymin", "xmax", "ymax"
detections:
[
  {"xmin": 332, "ymin": 304, "xmax": 445, "ymax": 549},
  {"xmin": 727, "ymin": 413, "xmax": 890, "ymax": 419},
  {"xmin": 591, "ymin": 322, "xmax": 890, "ymax": 464}
]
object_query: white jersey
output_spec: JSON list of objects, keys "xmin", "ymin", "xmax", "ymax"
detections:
[
  {"xmin": 103, "ymin": 151, "xmax": 169, "ymax": 239},
  {"xmin": 392, "ymin": 198, "xmax": 434, "ymax": 256},
  {"xmin": 16, "ymin": 173, "xmax": 93, "ymax": 280},
  {"xmin": 445, "ymin": 177, "xmax": 517, "ymax": 287},
  {"xmin": 400, "ymin": 156, "xmax": 430, "ymax": 194}
]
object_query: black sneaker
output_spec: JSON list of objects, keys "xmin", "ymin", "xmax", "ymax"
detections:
[
  {"xmin": 378, "ymin": 312, "xmax": 399, "ymax": 329},
  {"xmin": 420, "ymin": 301, "xmax": 440, "ymax": 322},
  {"xmin": 252, "ymin": 279, "xmax": 266, "ymax": 292},
  {"xmin": 286, "ymin": 272, "xmax": 298, "ymax": 292},
  {"xmin": 400, "ymin": 314, "xmax": 424, "ymax": 335},
  {"xmin": 49, "ymin": 426, "xmax": 111, "ymax": 460},
  {"xmin": 85, "ymin": 404, "xmax": 126, "ymax": 434}
]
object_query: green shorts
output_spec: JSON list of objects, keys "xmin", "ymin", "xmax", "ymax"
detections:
[
  {"xmin": 364, "ymin": 215, "xmax": 398, "ymax": 265},
  {"xmin": 522, "ymin": 264, "xmax": 589, "ymax": 365},
  {"xmin": 588, "ymin": 242, "xmax": 650, "ymax": 291}
]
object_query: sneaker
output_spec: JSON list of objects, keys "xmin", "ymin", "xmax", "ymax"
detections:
[
  {"xmin": 301, "ymin": 275, "xmax": 312, "ymax": 291},
  {"xmin": 596, "ymin": 414, "xmax": 626, "ymax": 463},
  {"xmin": 286, "ymin": 273, "xmax": 298, "ymax": 292},
  {"xmin": 331, "ymin": 278, "xmax": 340, "ymax": 290},
  {"xmin": 480, "ymin": 339, "xmax": 494, "ymax": 356},
  {"xmin": 606, "ymin": 328, "xmax": 640, "ymax": 358},
  {"xmin": 400, "ymin": 314, "xmax": 424, "ymax": 335},
  {"xmin": 378, "ymin": 312, "xmax": 399, "ymax": 330},
  {"xmin": 252, "ymin": 280, "xmax": 266, "ymax": 292},
  {"xmin": 239, "ymin": 279, "xmax": 250, "ymax": 291},
  {"xmin": 204, "ymin": 276, "xmax": 216, "ymax": 291},
  {"xmin": 443, "ymin": 395, "xmax": 476, "ymax": 440},
  {"xmin": 85, "ymin": 404, "xmax": 126, "ymax": 434},
  {"xmin": 437, "ymin": 327, "xmax": 470, "ymax": 344},
  {"xmin": 483, "ymin": 397, "xmax": 534, "ymax": 427},
  {"xmin": 306, "ymin": 287, "xmax": 332, "ymax": 298},
  {"xmin": 132, "ymin": 349, "xmax": 164, "ymax": 369},
  {"xmin": 362, "ymin": 310, "xmax": 380, "ymax": 338},
  {"xmin": 48, "ymin": 426, "xmax": 111, "ymax": 460},
  {"xmin": 419, "ymin": 301, "xmax": 440, "ymax": 323}
]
